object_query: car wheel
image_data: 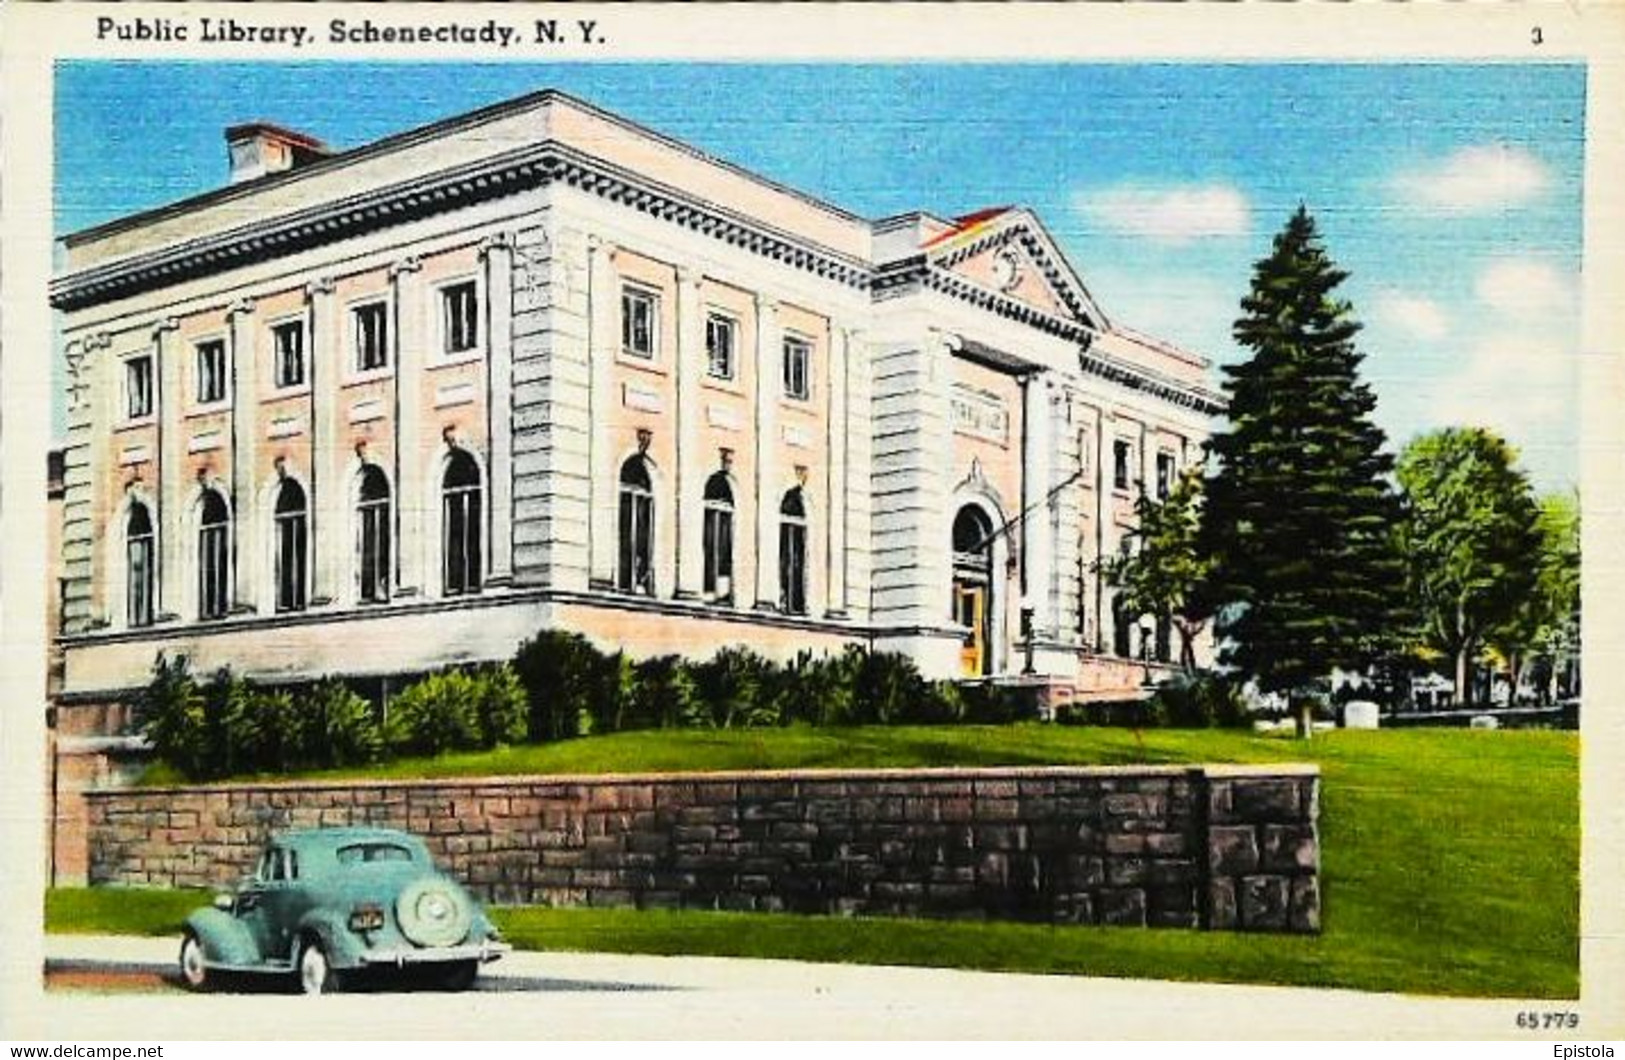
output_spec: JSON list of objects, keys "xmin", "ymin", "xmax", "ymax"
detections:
[
  {"xmin": 297, "ymin": 938, "xmax": 340, "ymax": 996},
  {"xmin": 178, "ymin": 931, "xmax": 210, "ymax": 992},
  {"xmin": 435, "ymin": 960, "xmax": 478, "ymax": 993}
]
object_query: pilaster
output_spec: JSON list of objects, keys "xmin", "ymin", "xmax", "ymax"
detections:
[
  {"xmin": 151, "ymin": 320, "xmax": 182, "ymax": 621},
  {"xmin": 390, "ymin": 256, "xmax": 424, "ymax": 597},
  {"xmin": 1023, "ymin": 372, "xmax": 1055, "ymax": 636},
  {"xmin": 825, "ymin": 324, "xmax": 851, "ymax": 617},
  {"xmin": 482, "ymin": 233, "xmax": 516, "ymax": 586},
  {"xmin": 674, "ymin": 267, "xmax": 704, "ymax": 598},
  {"xmin": 587, "ymin": 237, "xmax": 618, "ymax": 589},
  {"xmin": 225, "ymin": 300, "xmax": 257, "ymax": 614},
  {"xmin": 753, "ymin": 293, "xmax": 781, "ymax": 610},
  {"xmin": 306, "ymin": 277, "xmax": 340, "ymax": 606}
]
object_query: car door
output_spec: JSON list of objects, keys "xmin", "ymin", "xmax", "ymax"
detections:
[{"xmin": 237, "ymin": 846, "xmax": 295, "ymax": 965}]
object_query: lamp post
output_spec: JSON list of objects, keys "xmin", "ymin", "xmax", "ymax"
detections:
[{"xmin": 1019, "ymin": 594, "xmax": 1036, "ymax": 675}]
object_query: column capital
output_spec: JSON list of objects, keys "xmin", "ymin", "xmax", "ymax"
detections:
[
  {"xmin": 84, "ymin": 331, "xmax": 115, "ymax": 351},
  {"xmin": 227, "ymin": 298, "xmax": 256, "ymax": 320},
  {"xmin": 480, "ymin": 230, "xmax": 517, "ymax": 258},
  {"xmin": 389, "ymin": 255, "xmax": 423, "ymax": 279},
  {"xmin": 754, "ymin": 292, "xmax": 779, "ymax": 316},
  {"xmin": 586, "ymin": 234, "xmax": 618, "ymax": 261},
  {"xmin": 676, "ymin": 265, "xmax": 703, "ymax": 289},
  {"xmin": 304, "ymin": 276, "xmax": 336, "ymax": 299},
  {"xmin": 148, "ymin": 320, "xmax": 177, "ymax": 340}
]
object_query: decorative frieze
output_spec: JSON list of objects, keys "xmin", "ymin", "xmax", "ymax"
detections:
[{"xmin": 951, "ymin": 383, "xmax": 1010, "ymax": 445}]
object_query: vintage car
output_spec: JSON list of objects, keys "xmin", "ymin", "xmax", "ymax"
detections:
[{"xmin": 179, "ymin": 827, "xmax": 508, "ymax": 994}]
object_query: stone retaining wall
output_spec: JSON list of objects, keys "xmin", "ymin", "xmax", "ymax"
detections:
[{"xmin": 85, "ymin": 765, "xmax": 1320, "ymax": 932}]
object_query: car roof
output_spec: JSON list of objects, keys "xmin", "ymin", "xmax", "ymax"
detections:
[{"xmin": 273, "ymin": 827, "xmax": 427, "ymax": 851}]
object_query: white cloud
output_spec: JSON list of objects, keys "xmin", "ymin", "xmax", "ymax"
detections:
[
  {"xmin": 1427, "ymin": 333, "xmax": 1577, "ymax": 465},
  {"xmin": 1391, "ymin": 143, "xmax": 1551, "ymax": 215},
  {"xmin": 1371, "ymin": 292, "xmax": 1451, "ymax": 342},
  {"xmin": 1075, "ymin": 184, "xmax": 1251, "ymax": 245},
  {"xmin": 1474, "ymin": 259, "xmax": 1574, "ymax": 316}
]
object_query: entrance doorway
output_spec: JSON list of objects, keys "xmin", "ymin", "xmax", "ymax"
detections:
[{"xmin": 952, "ymin": 505, "xmax": 995, "ymax": 677}]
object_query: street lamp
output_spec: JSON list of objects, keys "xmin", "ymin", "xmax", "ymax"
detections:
[{"xmin": 1019, "ymin": 594, "xmax": 1036, "ymax": 675}]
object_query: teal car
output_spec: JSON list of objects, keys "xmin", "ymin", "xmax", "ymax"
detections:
[{"xmin": 179, "ymin": 827, "xmax": 508, "ymax": 995}]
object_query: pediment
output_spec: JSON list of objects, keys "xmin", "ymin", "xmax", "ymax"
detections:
[{"xmin": 923, "ymin": 208, "xmax": 1108, "ymax": 330}]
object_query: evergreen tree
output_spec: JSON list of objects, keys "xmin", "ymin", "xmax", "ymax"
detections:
[{"xmin": 1203, "ymin": 207, "xmax": 1406, "ymax": 729}]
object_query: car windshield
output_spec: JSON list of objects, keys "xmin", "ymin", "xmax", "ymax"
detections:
[{"xmin": 335, "ymin": 842, "xmax": 417, "ymax": 866}]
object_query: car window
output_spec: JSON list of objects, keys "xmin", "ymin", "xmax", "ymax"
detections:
[
  {"xmin": 336, "ymin": 842, "xmax": 416, "ymax": 865},
  {"xmin": 255, "ymin": 849, "xmax": 275, "ymax": 882},
  {"xmin": 269, "ymin": 849, "xmax": 288, "ymax": 882},
  {"xmin": 287, "ymin": 849, "xmax": 299, "ymax": 880}
]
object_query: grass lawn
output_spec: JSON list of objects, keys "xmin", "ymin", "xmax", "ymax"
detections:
[{"xmin": 59, "ymin": 726, "xmax": 1577, "ymax": 998}]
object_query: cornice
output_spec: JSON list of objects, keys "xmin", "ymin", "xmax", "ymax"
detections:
[{"xmin": 51, "ymin": 141, "xmax": 873, "ymax": 313}]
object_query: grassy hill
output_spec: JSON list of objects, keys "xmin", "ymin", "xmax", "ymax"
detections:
[{"xmin": 54, "ymin": 726, "xmax": 1578, "ymax": 998}]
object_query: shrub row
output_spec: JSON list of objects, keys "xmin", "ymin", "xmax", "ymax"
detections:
[
  {"xmin": 136, "ymin": 654, "xmax": 525, "ymax": 779},
  {"xmin": 512, "ymin": 632, "xmax": 1038, "ymax": 737}
]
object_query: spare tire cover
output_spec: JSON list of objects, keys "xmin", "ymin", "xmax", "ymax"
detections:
[{"xmin": 395, "ymin": 877, "xmax": 473, "ymax": 948}]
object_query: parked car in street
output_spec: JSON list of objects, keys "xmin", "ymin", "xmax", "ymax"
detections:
[{"xmin": 179, "ymin": 827, "xmax": 508, "ymax": 994}]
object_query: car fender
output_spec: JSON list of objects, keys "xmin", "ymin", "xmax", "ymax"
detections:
[
  {"xmin": 295, "ymin": 907, "xmax": 366, "ymax": 969},
  {"xmin": 184, "ymin": 907, "xmax": 261, "ymax": 968}
]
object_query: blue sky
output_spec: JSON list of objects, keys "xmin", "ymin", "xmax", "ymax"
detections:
[{"xmin": 55, "ymin": 62, "xmax": 1585, "ymax": 491}]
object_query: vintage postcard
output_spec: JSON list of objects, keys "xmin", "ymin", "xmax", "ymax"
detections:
[{"xmin": 2, "ymin": 1, "xmax": 1622, "ymax": 1043}]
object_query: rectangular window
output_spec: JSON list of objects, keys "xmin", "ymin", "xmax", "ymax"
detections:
[
  {"xmin": 359, "ymin": 500, "xmax": 390, "ymax": 603},
  {"xmin": 1113, "ymin": 439, "xmax": 1133, "ymax": 492},
  {"xmin": 442, "ymin": 281, "xmax": 479, "ymax": 356},
  {"xmin": 705, "ymin": 313, "xmax": 736, "ymax": 380},
  {"xmin": 275, "ymin": 512, "xmax": 307, "ymax": 612},
  {"xmin": 124, "ymin": 355, "xmax": 154, "ymax": 419},
  {"xmin": 272, "ymin": 321, "xmax": 305, "ymax": 388},
  {"xmin": 617, "ymin": 489, "xmax": 655, "ymax": 594},
  {"xmin": 199, "ymin": 523, "xmax": 229, "ymax": 620},
  {"xmin": 1156, "ymin": 452, "xmax": 1176, "ymax": 500},
  {"xmin": 782, "ymin": 335, "xmax": 811, "ymax": 401},
  {"xmin": 196, "ymin": 340, "xmax": 227, "ymax": 404},
  {"xmin": 621, "ymin": 287, "xmax": 658, "ymax": 359},
  {"xmin": 353, "ymin": 302, "xmax": 389, "ymax": 372},
  {"xmin": 779, "ymin": 521, "xmax": 808, "ymax": 614},
  {"xmin": 703, "ymin": 505, "xmax": 734, "ymax": 601},
  {"xmin": 127, "ymin": 534, "xmax": 153, "ymax": 628}
]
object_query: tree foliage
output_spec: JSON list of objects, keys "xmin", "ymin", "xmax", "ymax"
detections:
[
  {"xmin": 1396, "ymin": 427, "xmax": 1541, "ymax": 706},
  {"xmin": 1202, "ymin": 207, "xmax": 1407, "ymax": 700},
  {"xmin": 1101, "ymin": 466, "xmax": 1212, "ymax": 671}
]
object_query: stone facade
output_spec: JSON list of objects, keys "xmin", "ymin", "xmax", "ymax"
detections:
[{"xmin": 85, "ymin": 764, "xmax": 1320, "ymax": 933}]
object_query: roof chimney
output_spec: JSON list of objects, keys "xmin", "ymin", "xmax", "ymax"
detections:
[{"xmin": 225, "ymin": 123, "xmax": 330, "ymax": 185}]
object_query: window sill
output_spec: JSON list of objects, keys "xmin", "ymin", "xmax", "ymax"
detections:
[
  {"xmin": 344, "ymin": 367, "xmax": 395, "ymax": 387},
  {"xmin": 267, "ymin": 385, "xmax": 311, "ymax": 401},
  {"xmin": 114, "ymin": 416, "xmax": 156, "ymax": 432},
  {"xmin": 435, "ymin": 348, "xmax": 485, "ymax": 369},
  {"xmin": 701, "ymin": 376, "xmax": 744, "ymax": 398},
  {"xmin": 616, "ymin": 352, "xmax": 667, "ymax": 377},
  {"xmin": 190, "ymin": 400, "xmax": 233, "ymax": 416}
]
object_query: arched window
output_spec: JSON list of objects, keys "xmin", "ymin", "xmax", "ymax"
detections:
[
  {"xmin": 952, "ymin": 506, "xmax": 994, "ymax": 572},
  {"xmin": 778, "ymin": 488, "xmax": 807, "ymax": 615},
  {"xmin": 443, "ymin": 450, "xmax": 483, "ymax": 596},
  {"xmin": 617, "ymin": 457, "xmax": 654, "ymax": 595},
  {"xmin": 126, "ymin": 502, "xmax": 155, "ymax": 628},
  {"xmin": 357, "ymin": 466, "xmax": 391, "ymax": 603},
  {"xmin": 198, "ymin": 489, "xmax": 230, "ymax": 621},
  {"xmin": 274, "ymin": 478, "xmax": 308, "ymax": 612},
  {"xmin": 702, "ymin": 472, "xmax": 734, "ymax": 603}
]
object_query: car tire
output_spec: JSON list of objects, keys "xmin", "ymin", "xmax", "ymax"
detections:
[
  {"xmin": 296, "ymin": 937, "xmax": 340, "ymax": 996},
  {"xmin": 178, "ymin": 931, "xmax": 210, "ymax": 992},
  {"xmin": 435, "ymin": 960, "xmax": 478, "ymax": 993}
]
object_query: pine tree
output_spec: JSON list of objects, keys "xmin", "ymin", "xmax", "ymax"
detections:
[{"xmin": 1203, "ymin": 207, "xmax": 1405, "ymax": 729}]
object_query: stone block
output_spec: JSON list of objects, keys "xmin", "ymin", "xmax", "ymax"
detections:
[
  {"xmin": 1145, "ymin": 832, "xmax": 1189, "ymax": 857},
  {"xmin": 1260, "ymin": 824, "xmax": 1318, "ymax": 873},
  {"xmin": 1208, "ymin": 826, "xmax": 1260, "ymax": 875},
  {"xmin": 1052, "ymin": 892, "xmax": 1094, "ymax": 924},
  {"xmin": 1290, "ymin": 877, "xmax": 1322, "ymax": 933},
  {"xmin": 1208, "ymin": 878, "xmax": 1238, "ymax": 930},
  {"xmin": 1065, "ymin": 854, "xmax": 1105, "ymax": 888},
  {"xmin": 1106, "ymin": 857, "xmax": 1148, "ymax": 886},
  {"xmin": 1146, "ymin": 858, "xmax": 1195, "ymax": 886},
  {"xmin": 1105, "ymin": 833, "xmax": 1146, "ymax": 855},
  {"xmin": 1098, "ymin": 888, "xmax": 1147, "ymax": 927},
  {"xmin": 1233, "ymin": 779, "xmax": 1301, "ymax": 823},
  {"xmin": 1239, "ymin": 875, "xmax": 1290, "ymax": 931}
]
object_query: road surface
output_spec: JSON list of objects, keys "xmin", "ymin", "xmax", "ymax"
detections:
[{"xmin": 24, "ymin": 933, "xmax": 1537, "ymax": 1039}]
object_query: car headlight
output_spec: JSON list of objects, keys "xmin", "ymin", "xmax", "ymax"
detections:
[{"xmin": 348, "ymin": 903, "xmax": 386, "ymax": 932}]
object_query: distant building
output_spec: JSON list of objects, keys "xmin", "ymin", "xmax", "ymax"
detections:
[{"xmin": 49, "ymin": 90, "xmax": 1221, "ymax": 880}]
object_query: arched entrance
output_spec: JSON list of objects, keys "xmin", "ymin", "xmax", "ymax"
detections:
[{"xmin": 952, "ymin": 505, "xmax": 995, "ymax": 676}]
